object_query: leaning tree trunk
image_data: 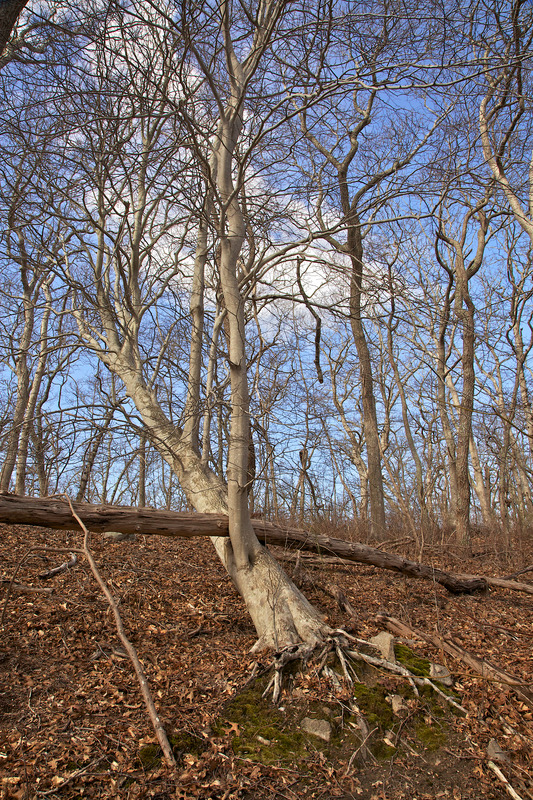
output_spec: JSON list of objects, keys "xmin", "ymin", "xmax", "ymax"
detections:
[
  {"xmin": 61, "ymin": 0, "xmax": 332, "ymax": 653},
  {"xmin": 208, "ymin": 16, "xmax": 330, "ymax": 650}
]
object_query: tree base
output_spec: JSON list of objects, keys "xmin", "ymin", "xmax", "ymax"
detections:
[{"xmin": 229, "ymin": 547, "xmax": 332, "ymax": 653}]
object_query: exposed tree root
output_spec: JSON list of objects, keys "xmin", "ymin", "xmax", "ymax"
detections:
[
  {"xmin": 262, "ymin": 642, "xmax": 317, "ymax": 704},
  {"xmin": 259, "ymin": 630, "xmax": 467, "ymax": 716},
  {"xmin": 378, "ymin": 613, "xmax": 533, "ymax": 711}
]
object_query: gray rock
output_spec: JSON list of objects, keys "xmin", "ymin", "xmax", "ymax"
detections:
[
  {"xmin": 370, "ymin": 632, "xmax": 396, "ymax": 663},
  {"xmin": 429, "ymin": 663, "xmax": 453, "ymax": 686},
  {"xmin": 389, "ymin": 694, "xmax": 407, "ymax": 714},
  {"xmin": 103, "ymin": 531, "xmax": 136, "ymax": 542},
  {"xmin": 487, "ymin": 738, "xmax": 509, "ymax": 763},
  {"xmin": 301, "ymin": 717, "xmax": 331, "ymax": 742}
]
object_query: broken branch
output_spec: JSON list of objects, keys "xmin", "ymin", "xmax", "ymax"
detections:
[
  {"xmin": 38, "ymin": 553, "xmax": 77, "ymax": 579},
  {"xmin": 64, "ymin": 496, "xmax": 178, "ymax": 770}
]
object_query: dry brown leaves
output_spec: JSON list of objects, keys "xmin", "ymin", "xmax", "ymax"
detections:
[{"xmin": 1, "ymin": 523, "xmax": 532, "ymax": 799}]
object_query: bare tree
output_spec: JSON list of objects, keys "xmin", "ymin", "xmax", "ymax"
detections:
[
  {"xmin": 478, "ymin": 0, "xmax": 533, "ymax": 246},
  {"xmin": 19, "ymin": 0, "xmax": 330, "ymax": 650},
  {"xmin": 2, "ymin": 0, "xmax": 533, "ymax": 655},
  {"xmin": 286, "ymin": 3, "xmax": 448, "ymax": 539}
]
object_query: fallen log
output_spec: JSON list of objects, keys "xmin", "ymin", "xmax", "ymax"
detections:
[
  {"xmin": 0, "ymin": 492, "xmax": 486, "ymax": 594},
  {"xmin": 458, "ymin": 574, "xmax": 533, "ymax": 596}
]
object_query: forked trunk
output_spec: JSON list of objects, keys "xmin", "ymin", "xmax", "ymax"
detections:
[
  {"xmin": 207, "ymin": 5, "xmax": 331, "ymax": 651},
  {"xmin": 114, "ymin": 365, "xmax": 331, "ymax": 651},
  {"xmin": 221, "ymin": 547, "xmax": 329, "ymax": 652}
]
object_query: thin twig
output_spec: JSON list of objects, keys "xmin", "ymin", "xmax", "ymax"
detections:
[
  {"xmin": 504, "ymin": 564, "xmax": 533, "ymax": 581},
  {"xmin": 38, "ymin": 553, "xmax": 77, "ymax": 579},
  {"xmin": 36, "ymin": 756, "xmax": 109, "ymax": 796},
  {"xmin": 344, "ymin": 724, "xmax": 378, "ymax": 774}
]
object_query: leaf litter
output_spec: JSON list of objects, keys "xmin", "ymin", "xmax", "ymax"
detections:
[{"xmin": 1, "ymin": 523, "xmax": 532, "ymax": 799}]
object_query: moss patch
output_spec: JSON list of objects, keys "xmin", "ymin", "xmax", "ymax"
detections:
[
  {"xmin": 416, "ymin": 721, "xmax": 448, "ymax": 750},
  {"xmin": 394, "ymin": 644, "xmax": 431, "ymax": 677},
  {"xmin": 372, "ymin": 739, "xmax": 397, "ymax": 760},
  {"xmin": 136, "ymin": 730, "xmax": 206, "ymax": 771},
  {"xmin": 137, "ymin": 743, "xmax": 161, "ymax": 771},
  {"xmin": 169, "ymin": 731, "xmax": 205, "ymax": 757},
  {"xmin": 211, "ymin": 651, "xmax": 457, "ymax": 772},
  {"xmin": 212, "ymin": 674, "xmax": 309, "ymax": 766},
  {"xmin": 352, "ymin": 682, "xmax": 394, "ymax": 731}
]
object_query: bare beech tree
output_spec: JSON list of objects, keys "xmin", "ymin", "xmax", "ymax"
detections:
[
  {"xmin": 17, "ymin": 0, "xmax": 330, "ymax": 650},
  {"xmin": 286, "ymin": 2, "xmax": 448, "ymax": 539},
  {"xmin": 2, "ymin": 0, "xmax": 533, "ymax": 656},
  {"xmin": 478, "ymin": 0, "xmax": 533, "ymax": 246},
  {"xmin": 433, "ymin": 191, "xmax": 495, "ymax": 544}
]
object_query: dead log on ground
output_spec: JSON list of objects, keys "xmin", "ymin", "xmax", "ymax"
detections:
[
  {"xmin": 0, "ymin": 493, "xmax": 487, "ymax": 595},
  {"xmin": 458, "ymin": 574, "xmax": 533, "ymax": 596}
]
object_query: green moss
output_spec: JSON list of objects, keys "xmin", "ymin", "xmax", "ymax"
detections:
[
  {"xmin": 232, "ymin": 728, "xmax": 307, "ymax": 765},
  {"xmin": 213, "ymin": 675, "xmax": 309, "ymax": 767},
  {"xmin": 430, "ymin": 701, "xmax": 445, "ymax": 717},
  {"xmin": 415, "ymin": 721, "xmax": 447, "ymax": 751},
  {"xmin": 352, "ymin": 683, "xmax": 394, "ymax": 731},
  {"xmin": 169, "ymin": 731, "xmax": 205, "ymax": 757},
  {"xmin": 372, "ymin": 740, "xmax": 397, "ymax": 760},
  {"xmin": 137, "ymin": 743, "xmax": 161, "ymax": 770},
  {"xmin": 212, "ymin": 658, "xmax": 456, "ymax": 772},
  {"xmin": 394, "ymin": 644, "xmax": 431, "ymax": 677},
  {"xmin": 136, "ymin": 731, "xmax": 206, "ymax": 771}
]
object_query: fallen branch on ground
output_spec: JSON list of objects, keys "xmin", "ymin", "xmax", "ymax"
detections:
[
  {"xmin": 0, "ymin": 579, "xmax": 53, "ymax": 594},
  {"xmin": 64, "ymin": 497, "xmax": 178, "ymax": 770},
  {"xmin": 38, "ymin": 553, "xmax": 77, "ymax": 579},
  {"xmin": 487, "ymin": 761, "xmax": 525, "ymax": 800},
  {"xmin": 0, "ymin": 493, "xmax": 489, "ymax": 594},
  {"xmin": 458, "ymin": 574, "xmax": 533, "ymax": 596},
  {"xmin": 503, "ymin": 564, "xmax": 533, "ymax": 581}
]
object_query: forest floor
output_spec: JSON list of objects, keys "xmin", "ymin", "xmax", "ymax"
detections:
[{"xmin": 0, "ymin": 521, "xmax": 532, "ymax": 800}]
